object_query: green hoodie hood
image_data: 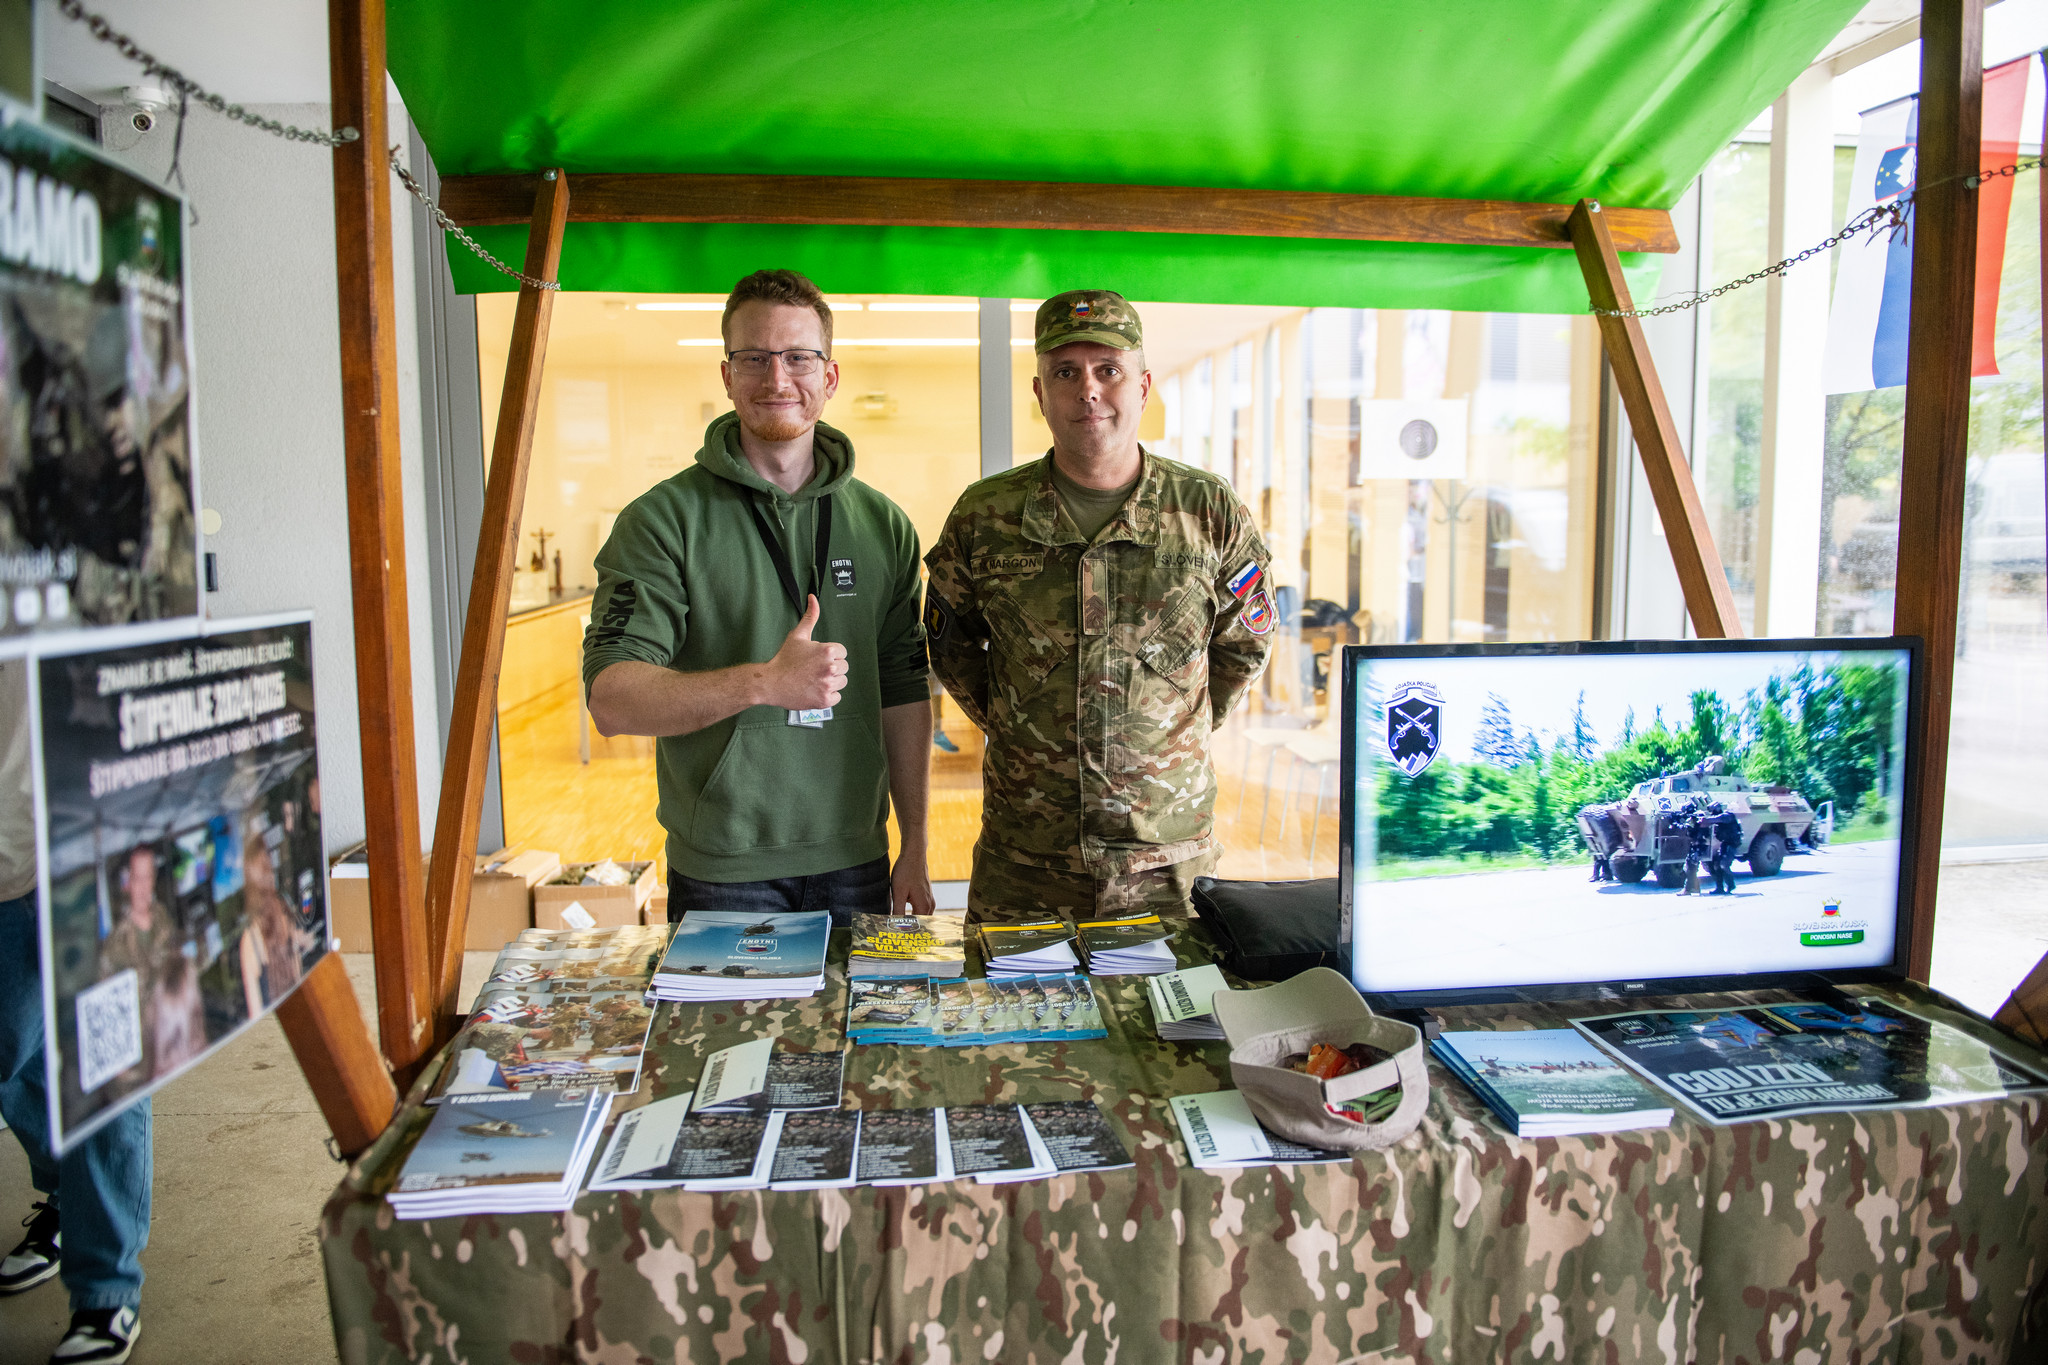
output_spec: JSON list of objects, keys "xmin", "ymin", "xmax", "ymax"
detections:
[{"xmin": 695, "ymin": 411, "xmax": 856, "ymax": 501}]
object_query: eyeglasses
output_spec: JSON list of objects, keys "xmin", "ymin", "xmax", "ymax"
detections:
[{"xmin": 727, "ymin": 348, "xmax": 829, "ymax": 377}]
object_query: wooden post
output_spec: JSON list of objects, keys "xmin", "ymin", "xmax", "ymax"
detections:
[
  {"xmin": 276, "ymin": 954, "xmax": 396, "ymax": 1157},
  {"xmin": 1893, "ymin": 0, "xmax": 1982, "ymax": 987},
  {"xmin": 424, "ymin": 171, "xmax": 570, "ymax": 1032},
  {"xmin": 319, "ymin": 0, "xmax": 434, "ymax": 1077},
  {"xmin": 1567, "ymin": 199, "xmax": 1745, "ymax": 639}
]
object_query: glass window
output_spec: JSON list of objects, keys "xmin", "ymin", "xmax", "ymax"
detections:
[{"xmin": 1699, "ymin": 140, "xmax": 1771, "ymax": 634}]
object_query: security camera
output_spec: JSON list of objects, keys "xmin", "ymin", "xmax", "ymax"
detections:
[{"xmin": 122, "ymin": 85, "xmax": 170, "ymax": 135}]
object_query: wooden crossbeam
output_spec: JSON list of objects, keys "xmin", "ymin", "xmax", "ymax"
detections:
[
  {"xmin": 425, "ymin": 171, "xmax": 570, "ymax": 1035},
  {"xmin": 1566, "ymin": 199, "xmax": 1744, "ymax": 639},
  {"xmin": 1889, "ymin": 0, "xmax": 1984, "ymax": 989},
  {"xmin": 437, "ymin": 172, "xmax": 1680, "ymax": 254},
  {"xmin": 276, "ymin": 954, "xmax": 395, "ymax": 1156}
]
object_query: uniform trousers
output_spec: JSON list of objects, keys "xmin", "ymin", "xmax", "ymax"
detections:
[
  {"xmin": 0, "ymin": 894, "xmax": 151, "ymax": 1311},
  {"xmin": 967, "ymin": 845, "xmax": 1217, "ymax": 924}
]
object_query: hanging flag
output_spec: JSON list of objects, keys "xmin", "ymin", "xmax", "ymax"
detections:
[{"xmin": 1823, "ymin": 56, "xmax": 2032, "ymax": 394}]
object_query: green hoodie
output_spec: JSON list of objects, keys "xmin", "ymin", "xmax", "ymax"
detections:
[{"xmin": 582, "ymin": 414, "xmax": 927, "ymax": 883}]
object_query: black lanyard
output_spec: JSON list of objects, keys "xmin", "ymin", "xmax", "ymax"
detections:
[{"xmin": 745, "ymin": 494, "xmax": 833, "ymax": 618}]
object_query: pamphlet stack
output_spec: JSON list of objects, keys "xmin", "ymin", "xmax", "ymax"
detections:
[
  {"xmin": 977, "ymin": 919, "xmax": 1080, "ymax": 977},
  {"xmin": 848, "ymin": 912, "xmax": 968, "ymax": 979},
  {"xmin": 1431, "ymin": 1029, "xmax": 1673, "ymax": 1137},
  {"xmin": 847, "ymin": 974, "xmax": 1106, "ymax": 1046},
  {"xmin": 1076, "ymin": 912, "xmax": 1177, "ymax": 975},
  {"xmin": 649, "ymin": 910, "xmax": 829, "ymax": 1001},
  {"xmin": 392, "ymin": 1088, "xmax": 614, "ymax": 1218}
]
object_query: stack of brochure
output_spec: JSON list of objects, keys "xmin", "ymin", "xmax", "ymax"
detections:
[
  {"xmin": 1167, "ymin": 1090, "xmax": 1350, "ymax": 1169},
  {"xmin": 428, "ymin": 924, "xmax": 666, "ymax": 1102},
  {"xmin": 977, "ymin": 919, "xmax": 1080, "ymax": 977},
  {"xmin": 1076, "ymin": 913, "xmax": 1177, "ymax": 975},
  {"xmin": 848, "ymin": 912, "xmax": 967, "ymax": 979},
  {"xmin": 589, "ymin": 1098, "xmax": 1134, "ymax": 1193},
  {"xmin": 391, "ymin": 1087, "xmax": 614, "ymax": 1218},
  {"xmin": 649, "ymin": 910, "xmax": 829, "ymax": 1002},
  {"xmin": 1144, "ymin": 964, "xmax": 1230, "ymax": 1041},
  {"xmin": 1431, "ymin": 1029, "xmax": 1673, "ymax": 1137},
  {"xmin": 689, "ymin": 1036, "xmax": 846, "ymax": 1114},
  {"xmin": 846, "ymin": 974, "xmax": 1107, "ymax": 1047}
]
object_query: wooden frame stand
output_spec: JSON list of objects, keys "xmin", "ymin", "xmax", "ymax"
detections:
[{"xmin": 291, "ymin": 0, "xmax": 2019, "ymax": 1158}]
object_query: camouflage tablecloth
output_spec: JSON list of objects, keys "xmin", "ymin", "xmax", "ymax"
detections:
[{"xmin": 319, "ymin": 938, "xmax": 2048, "ymax": 1365}]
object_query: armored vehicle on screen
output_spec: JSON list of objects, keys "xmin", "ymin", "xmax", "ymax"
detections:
[{"xmin": 1575, "ymin": 756, "xmax": 1833, "ymax": 889}]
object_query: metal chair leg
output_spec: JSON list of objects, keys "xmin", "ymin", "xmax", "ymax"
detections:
[
  {"xmin": 1257, "ymin": 746, "xmax": 1279, "ymax": 845},
  {"xmin": 1307, "ymin": 763, "xmax": 1330, "ymax": 872}
]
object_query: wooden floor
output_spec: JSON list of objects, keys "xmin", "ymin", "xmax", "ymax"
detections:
[{"xmin": 498, "ymin": 682, "xmax": 1341, "ymax": 883}]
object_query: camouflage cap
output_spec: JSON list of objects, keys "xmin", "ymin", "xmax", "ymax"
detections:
[{"xmin": 1034, "ymin": 290, "xmax": 1144, "ymax": 355}]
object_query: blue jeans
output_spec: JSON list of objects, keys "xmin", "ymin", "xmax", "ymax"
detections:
[
  {"xmin": 666, "ymin": 856, "xmax": 889, "ymax": 929},
  {"xmin": 0, "ymin": 894, "xmax": 150, "ymax": 1311}
]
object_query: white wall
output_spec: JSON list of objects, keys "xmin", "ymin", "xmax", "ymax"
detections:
[{"xmin": 82, "ymin": 105, "xmax": 443, "ymax": 856}]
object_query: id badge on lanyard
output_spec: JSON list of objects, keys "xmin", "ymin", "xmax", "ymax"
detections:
[{"xmin": 745, "ymin": 494, "xmax": 835, "ymax": 728}]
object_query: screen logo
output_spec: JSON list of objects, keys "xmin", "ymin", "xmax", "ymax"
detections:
[{"xmin": 1384, "ymin": 680, "xmax": 1444, "ymax": 777}]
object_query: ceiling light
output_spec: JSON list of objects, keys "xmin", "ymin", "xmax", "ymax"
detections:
[
  {"xmin": 636, "ymin": 302, "xmax": 724, "ymax": 311},
  {"xmin": 866, "ymin": 302, "xmax": 978, "ymax": 313},
  {"xmin": 834, "ymin": 338, "xmax": 979, "ymax": 347}
]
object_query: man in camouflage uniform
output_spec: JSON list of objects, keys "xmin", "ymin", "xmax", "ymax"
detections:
[{"xmin": 926, "ymin": 290, "xmax": 1273, "ymax": 922}]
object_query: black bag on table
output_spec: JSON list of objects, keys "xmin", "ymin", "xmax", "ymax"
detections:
[{"xmin": 1191, "ymin": 876, "xmax": 1341, "ymax": 981}]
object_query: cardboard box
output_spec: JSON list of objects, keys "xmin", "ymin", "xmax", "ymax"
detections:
[
  {"xmin": 467, "ymin": 847, "xmax": 564, "ymax": 952},
  {"xmin": 533, "ymin": 859, "xmax": 657, "ymax": 930},
  {"xmin": 326, "ymin": 844, "xmax": 560, "ymax": 953},
  {"xmin": 327, "ymin": 842, "xmax": 428, "ymax": 954},
  {"xmin": 643, "ymin": 886, "xmax": 669, "ymax": 926}
]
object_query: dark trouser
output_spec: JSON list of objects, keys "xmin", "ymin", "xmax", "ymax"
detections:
[
  {"xmin": 967, "ymin": 845, "xmax": 1217, "ymax": 925},
  {"xmin": 666, "ymin": 856, "xmax": 890, "ymax": 929},
  {"xmin": 1712, "ymin": 855, "xmax": 1738, "ymax": 894},
  {"xmin": 0, "ymin": 895, "xmax": 151, "ymax": 1311}
]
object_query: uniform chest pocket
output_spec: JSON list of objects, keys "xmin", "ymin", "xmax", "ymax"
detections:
[
  {"xmin": 975, "ymin": 553, "xmax": 1076, "ymax": 691},
  {"xmin": 1135, "ymin": 597, "xmax": 1210, "ymax": 696}
]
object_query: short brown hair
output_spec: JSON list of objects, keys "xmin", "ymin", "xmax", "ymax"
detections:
[{"xmin": 721, "ymin": 269, "xmax": 833, "ymax": 350}]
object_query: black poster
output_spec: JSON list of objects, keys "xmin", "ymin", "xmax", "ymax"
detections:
[
  {"xmin": 0, "ymin": 109, "xmax": 198, "ymax": 648},
  {"xmin": 37, "ymin": 617, "xmax": 323, "ymax": 1148}
]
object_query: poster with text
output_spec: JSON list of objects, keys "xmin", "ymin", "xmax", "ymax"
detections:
[
  {"xmin": 0, "ymin": 107, "xmax": 198, "ymax": 652},
  {"xmin": 37, "ymin": 617, "xmax": 323, "ymax": 1149}
]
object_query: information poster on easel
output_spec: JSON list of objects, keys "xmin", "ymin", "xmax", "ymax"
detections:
[
  {"xmin": 33, "ymin": 615, "xmax": 326, "ymax": 1150},
  {"xmin": 0, "ymin": 106, "xmax": 199, "ymax": 652}
]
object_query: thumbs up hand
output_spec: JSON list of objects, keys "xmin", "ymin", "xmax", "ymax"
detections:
[{"xmin": 761, "ymin": 595, "xmax": 848, "ymax": 710}]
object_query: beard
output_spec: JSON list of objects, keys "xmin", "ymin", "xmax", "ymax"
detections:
[{"xmin": 745, "ymin": 412, "xmax": 811, "ymax": 442}]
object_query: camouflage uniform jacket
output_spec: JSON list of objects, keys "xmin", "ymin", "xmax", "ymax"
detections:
[{"xmin": 925, "ymin": 450, "xmax": 1272, "ymax": 876}]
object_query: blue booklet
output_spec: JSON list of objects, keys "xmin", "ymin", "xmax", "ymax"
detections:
[
  {"xmin": 650, "ymin": 911, "xmax": 830, "ymax": 1001},
  {"xmin": 390, "ymin": 1087, "xmax": 613, "ymax": 1217},
  {"xmin": 1433, "ymin": 1029, "xmax": 1672, "ymax": 1137}
]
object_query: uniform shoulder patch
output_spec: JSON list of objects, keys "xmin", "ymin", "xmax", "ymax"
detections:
[
  {"xmin": 1242, "ymin": 588, "xmax": 1275, "ymax": 635},
  {"xmin": 1227, "ymin": 562, "xmax": 1264, "ymax": 599},
  {"xmin": 924, "ymin": 592, "xmax": 953, "ymax": 642}
]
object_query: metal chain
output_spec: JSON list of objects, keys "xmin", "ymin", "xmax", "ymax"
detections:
[
  {"xmin": 390, "ymin": 155, "xmax": 563, "ymax": 291},
  {"xmin": 53, "ymin": 0, "xmax": 358, "ymax": 147},
  {"xmin": 1596, "ymin": 156, "xmax": 2039, "ymax": 318},
  {"xmin": 54, "ymin": 0, "xmax": 560, "ymax": 291}
]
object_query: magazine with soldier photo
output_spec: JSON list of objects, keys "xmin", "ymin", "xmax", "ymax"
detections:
[
  {"xmin": 1573, "ymin": 999, "xmax": 2048, "ymax": 1125},
  {"xmin": 35, "ymin": 618, "xmax": 323, "ymax": 1150},
  {"xmin": 0, "ymin": 112, "xmax": 198, "ymax": 650}
]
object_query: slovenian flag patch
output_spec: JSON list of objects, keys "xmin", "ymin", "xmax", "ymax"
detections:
[{"xmin": 1226, "ymin": 562, "xmax": 1262, "ymax": 599}]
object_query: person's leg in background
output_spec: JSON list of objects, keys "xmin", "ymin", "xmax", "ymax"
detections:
[
  {"xmin": 0, "ymin": 893, "xmax": 151, "ymax": 1360},
  {"xmin": 803, "ymin": 858, "xmax": 890, "ymax": 928}
]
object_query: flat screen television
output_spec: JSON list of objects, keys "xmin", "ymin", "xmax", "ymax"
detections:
[{"xmin": 1339, "ymin": 637, "xmax": 1922, "ymax": 1006}]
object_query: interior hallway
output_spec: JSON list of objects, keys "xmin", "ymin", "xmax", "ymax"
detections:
[{"xmin": 497, "ymin": 677, "xmax": 1357, "ymax": 884}]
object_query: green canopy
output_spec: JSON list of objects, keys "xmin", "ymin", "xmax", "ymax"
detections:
[{"xmin": 388, "ymin": 0, "xmax": 1863, "ymax": 311}]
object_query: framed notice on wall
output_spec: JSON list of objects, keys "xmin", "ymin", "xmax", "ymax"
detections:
[
  {"xmin": 0, "ymin": 107, "xmax": 199, "ymax": 654},
  {"xmin": 33, "ymin": 615, "xmax": 325, "ymax": 1150}
]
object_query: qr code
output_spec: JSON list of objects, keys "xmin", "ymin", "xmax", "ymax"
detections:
[{"xmin": 76, "ymin": 969, "xmax": 144, "ymax": 1094}]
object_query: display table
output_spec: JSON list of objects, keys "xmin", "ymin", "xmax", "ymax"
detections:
[{"xmin": 318, "ymin": 936, "xmax": 2048, "ymax": 1364}]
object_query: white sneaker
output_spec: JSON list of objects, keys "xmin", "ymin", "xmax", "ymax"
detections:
[{"xmin": 49, "ymin": 1306, "xmax": 140, "ymax": 1364}]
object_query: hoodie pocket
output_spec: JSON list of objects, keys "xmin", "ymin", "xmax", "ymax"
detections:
[{"xmin": 687, "ymin": 714, "xmax": 889, "ymax": 856}]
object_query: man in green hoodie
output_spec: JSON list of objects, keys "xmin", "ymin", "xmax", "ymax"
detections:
[{"xmin": 583, "ymin": 269, "xmax": 934, "ymax": 924}]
